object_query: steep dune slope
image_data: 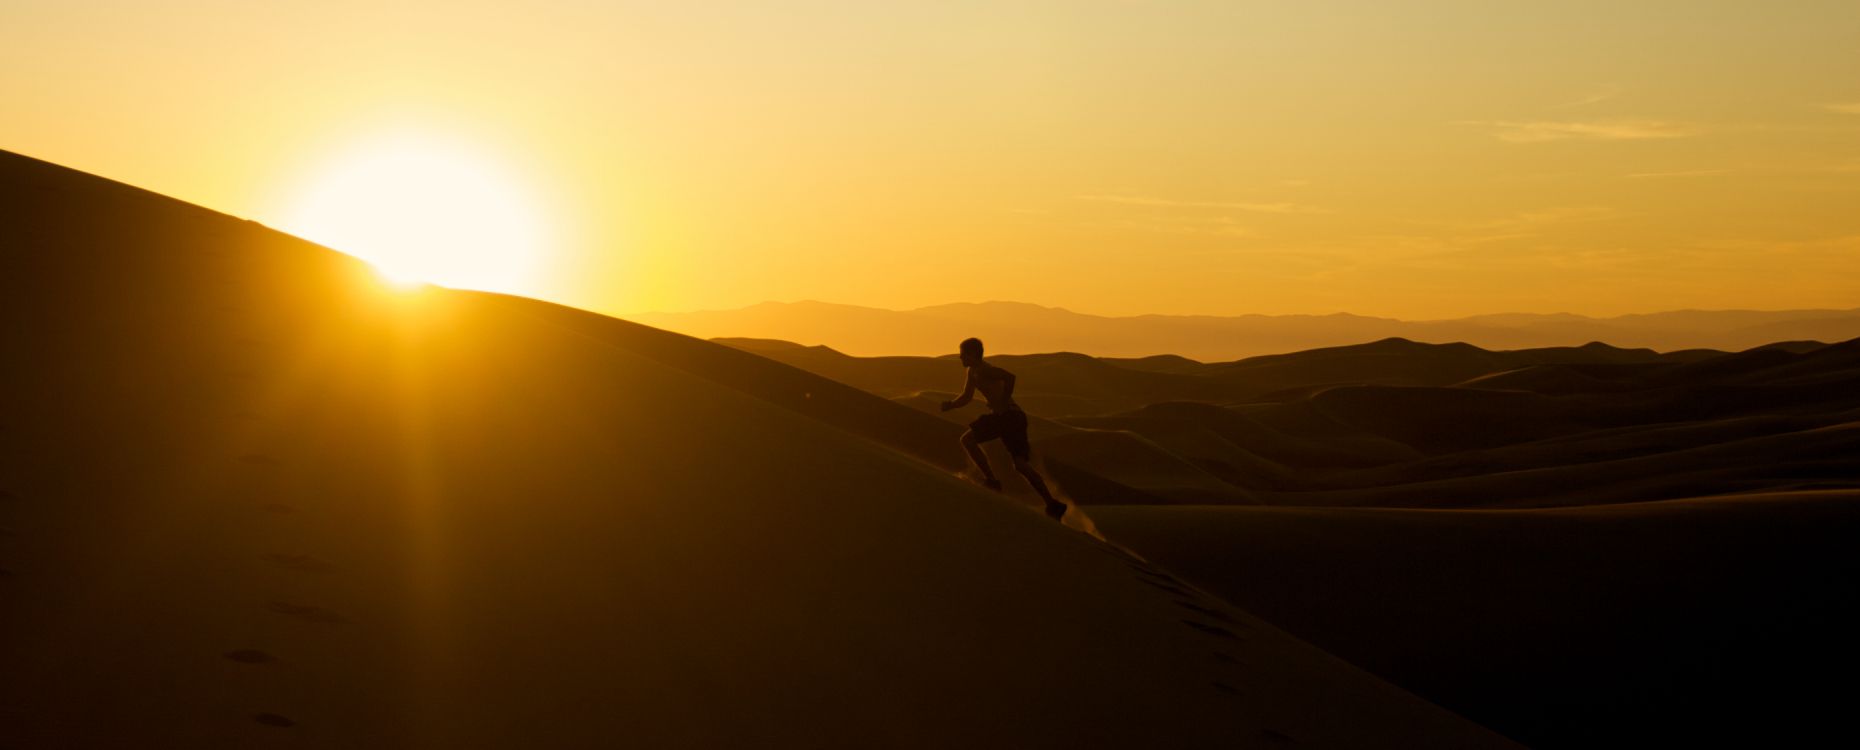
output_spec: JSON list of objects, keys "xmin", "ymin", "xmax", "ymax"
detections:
[
  {"xmin": 1093, "ymin": 492, "xmax": 1860, "ymax": 748},
  {"xmin": 0, "ymin": 151, "xmax": 1513, "ymax": 747}
]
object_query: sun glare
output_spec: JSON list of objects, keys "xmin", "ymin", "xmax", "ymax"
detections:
[{"xmin": 280, "ymin": 135, "xmax": 550, "ymax": 294}]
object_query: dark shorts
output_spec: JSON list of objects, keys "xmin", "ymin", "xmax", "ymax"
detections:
[{"xmin": 968, "ymin": 409, "xmax": 1032, "ymax": 460}]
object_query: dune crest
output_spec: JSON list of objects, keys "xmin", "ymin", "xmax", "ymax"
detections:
[{"xmin": 0, "ymin": 150, "xmax": 1515, "ymax": 746}]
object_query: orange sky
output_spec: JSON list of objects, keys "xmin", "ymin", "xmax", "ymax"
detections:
[{"xmin": 4, "ymin": 1, "xmax": 1857, "ymax": 319}]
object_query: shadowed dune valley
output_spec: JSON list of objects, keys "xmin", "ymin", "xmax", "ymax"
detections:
[{"xmin": 7, "ymin": 5, "xmax": 1860, "ymax": 747}]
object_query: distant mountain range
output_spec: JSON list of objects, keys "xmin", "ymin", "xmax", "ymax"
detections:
[{"xmin": 630, "ymin": 300, "xmax": 1860, "ymax": 360}]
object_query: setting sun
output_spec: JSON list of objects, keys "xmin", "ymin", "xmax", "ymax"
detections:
[{"xmin": 278, "ymin": 134, "xmax": 549, "ymax": 293}]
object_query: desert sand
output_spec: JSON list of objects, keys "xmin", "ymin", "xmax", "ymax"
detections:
[
  {"xmin": 1091, "ymin": 492, "xmax": 1860, "ymax": 748},
  {"xmin": 710, "ymin": 315, "xmax": 1860, "ymax": 747},
  {"xmin": 0, "ymin": 150, "xmax": 1516, "ymax": 747}
]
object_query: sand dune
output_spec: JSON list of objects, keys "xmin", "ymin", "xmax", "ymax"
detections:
[
  {"xmin": 0, "ymin": 150, "xmax": 1518, "ymax": 746},
  {"xmin": 1458, "ymin": 364, "xmax": 1638, "ymax": 395},
  {"xmin": 1271, "ymin": 418, "xmax": 1860, "ymax": 508},
  {"xmin": 700, "ymin": 313, "xmax": 1860, "ymax": 745},
  {"xmin": 1092, "ymin": 492, "xmax": 1860, "ymax": 748},
  {"xmin": 497, "ymin": 303, "xmax": 1177, "ymax": 512},
  {"xmin": 731, "ymin": 331, "xmax": 1860, "ymax": 508},
  {"xmin": 715, "ymin": 339, "xmax": 1250, "ymax": 416},
  {"xmin": 721, "ymin": 335, "xmax": 1709, "ymax": 413},
  {"xmin": 1064, "ymin": 403, "xmax": 1401, "ymax": 490},
  {"xmin": 1303, "ymin": 385, "xmax": 1595, "ymax": 455}
]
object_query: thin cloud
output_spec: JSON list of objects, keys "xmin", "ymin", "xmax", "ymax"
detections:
[
  {"xmin": 1551, "ymin": 85, "xmax": 1623, "ymax": 109},
  {"xmin": 1464, "ymin": 119, "xmax": 1701, "ymax": 143},
  {"xmin": 1077, "ymin": 194, "xmax": 1328, "ymax": 214},
  {"xmin": 1090, "ymin": 215, "xmax": 1258, "ymax": 238},
  {"xmin": 1626, "ymin": 169, "xmax": 1733, "ymax": 179},
  {"xmin": 1414, "ymin": 206, "xmax": 1619, "ymax": 242},
  {"xmin": 1826, "ymin": 103, "xmax": 1860, "ymax": 115}
]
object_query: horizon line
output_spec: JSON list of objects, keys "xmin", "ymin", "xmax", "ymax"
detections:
[{"xmin": 617, "ymin": 298, "xmax": 1860, "ymax": 323}]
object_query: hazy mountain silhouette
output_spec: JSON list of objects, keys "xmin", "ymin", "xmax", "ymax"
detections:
[{"xmin": 637, "ymin": 299, "xmax": 1860, "ymax": 360}]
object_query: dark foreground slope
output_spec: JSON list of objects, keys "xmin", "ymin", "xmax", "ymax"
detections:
[
  {"xmin": 0, "ymin": 150, "xmax": 1515, "ymax": 747},
  {"xmin": 1094, "ymin": 493, "xmax": 1860, "ymax": 749}
]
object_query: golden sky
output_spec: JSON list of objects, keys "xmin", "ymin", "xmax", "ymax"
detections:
[{"xmin": 4, "ymin": 1, "xmax": 1857, "ymax": 319}]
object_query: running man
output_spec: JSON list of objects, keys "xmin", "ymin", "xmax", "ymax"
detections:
[{"xmin": 940, "ymin": 337, "xmax": 1067, "ymax": 520}]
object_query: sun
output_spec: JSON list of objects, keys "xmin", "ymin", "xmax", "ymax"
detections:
[{"xmin": 279, "ymin": 134, "xmax": 551, "ymax": 293}]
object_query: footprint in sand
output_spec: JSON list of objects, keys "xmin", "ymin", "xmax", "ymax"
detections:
[
  {"xmin": 224, "ymin": 649, "xmax": 274, "ymax": 664},
  {"xmin": 1212, "ymin": 680, "xmax": 1244, "ymax": 696},
  {"xmin": 1182, "ymin": 619, "xmax": 1244, "ymax": 642},
  {"xmin": 266, "ymin": 601, "xmax": 347, "ymax": 625},
  {"xmin": 1259, "ymin": 727, "xmax": 1299, "ymax": 744},
  {"xmin": 262, "ymin": 553, "xmax": 333, "ymax": 574},
  {"xmin": 1174, "ymin": 599, "xmax": 1243, "ymax": 627},
  {"xmin": 253, "ymin": 713, "xmax": 296, "ymax": 728},
  {"xmin": 1127, "ymin": 561, "xmax": 1187, "ymax": 585},
  {"xmin": 1139, "ymin": 579, "xmax": 1192, "ymax": 598},
  {"xmin": 1211, "ymin": 651, "xmax": 1253, "ymax": 666}
]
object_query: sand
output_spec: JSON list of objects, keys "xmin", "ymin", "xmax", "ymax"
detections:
[
  {"xmin": 0, "ymin": 149, "xmax": 1515, "ymax": 747},
  {"xmin": 1092, "ymin": 492, "xmax": 1860, "ymax": 748}
]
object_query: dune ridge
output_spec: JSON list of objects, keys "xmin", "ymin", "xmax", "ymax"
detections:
[{"xmin": 0, "ymin": 149, "xmax": 1515, "ymax": 747}]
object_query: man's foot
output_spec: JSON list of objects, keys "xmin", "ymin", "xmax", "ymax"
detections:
[{"xmin": 1044, "ymin": 500, "xmax": 1068, "ymax": 520}]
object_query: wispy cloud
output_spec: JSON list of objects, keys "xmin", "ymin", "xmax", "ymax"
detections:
[
  {"xmin": 1826, "ymin": 102, "xmax": 1860, "ymax": 115},
  {"xmin": 1461, "ymin": 206, "xmax": 1618, "ymax": 232},
  {"xmin": 1551, "ymin": 85, "xmax": 1622, "ymax": 109},
  {"xmin": 1464, "ymin": 119, "xmax": 1701, "ymax": 143},
  {"xmin": 1077, "ymin": 194, "xmax": 1327, "ymax": 214},
  {"xmin": 1626, "ymin": 169, "xmax": 1732, "ymax": 179},
  {"xmin": 1093, "ymin": 215, "xmax": 1258, "ymax": 239},
  {"xmin": 1394, "ymin": 206, "xmax": 1620, "ymax": 245}
]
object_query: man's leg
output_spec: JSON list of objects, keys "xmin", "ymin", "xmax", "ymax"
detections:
[
  {"xmin": 960, "ymin": 431, "xmax": 1001, "ymax": 489},
  {"xmin": 1013, "ymin": 456, "xmax": 1066, "ymax": 519}
]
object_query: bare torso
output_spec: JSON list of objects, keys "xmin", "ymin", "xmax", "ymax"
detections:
[{"xmin": 967, "ymin": 362, "xmax": 1019, "ymax": 413}]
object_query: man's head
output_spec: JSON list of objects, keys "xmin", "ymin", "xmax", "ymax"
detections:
[{"xmin": 958, "ymin": 337, "xmax": 984, "ymax": 366}]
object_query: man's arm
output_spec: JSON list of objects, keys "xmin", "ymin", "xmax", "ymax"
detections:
[
  {"xmin": 1001, "ymin": 368, "xmax": 1016, "ymax": 400},
  {"xmin": 941, "ymin": 369, "xmax": 976, "ymax": 411}
]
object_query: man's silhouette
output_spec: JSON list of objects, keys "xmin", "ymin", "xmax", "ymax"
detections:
[{"xmin": 941, "ymin": 337, "xmax": 1067, "ymax": 520}]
